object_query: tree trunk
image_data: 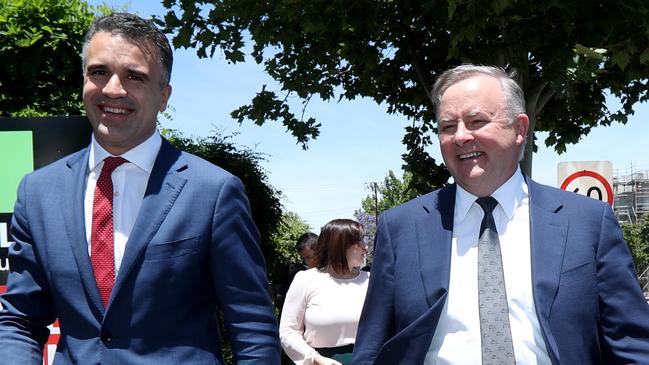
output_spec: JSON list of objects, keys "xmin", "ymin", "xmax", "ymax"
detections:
[
  {"xmin": 520, "ymin": 113, "xmax": 536, "ymax": 177},
  {"xmin": 520, "ymin": 88, "xmax": 538, "ymax": 178},
  {"xmin": 520, "ymin": 78, "xmax": 550, "ymax": 178}
]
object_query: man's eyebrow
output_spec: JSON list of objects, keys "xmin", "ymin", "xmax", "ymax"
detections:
[
  {"xmin": 128, "ymin": 69, "xmax": 149, "ymax": 80},
  {"xmin": 85, "ymin": 64, "xmax": 105, "ymax": 72},
  {"xmin": 438, "ymin": 117, "xmax": 456, "ymax": 124},
  {"xmin": 466, "ymin": 108, "xmax": 494, "ymax": 118}
]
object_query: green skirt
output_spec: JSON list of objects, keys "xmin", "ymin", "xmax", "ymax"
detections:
[{"xmin": 315, "ymin": 344, "xmax": 354, "ymax": 365}]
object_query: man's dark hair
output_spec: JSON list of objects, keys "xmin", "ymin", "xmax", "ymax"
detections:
[
  {"xmin": 295, "ymin": 232, "xmax": 318, "ymax": 252},
  {"xmin": 82, "ymin": 12, "xmax": 173, "ymax": 85}
]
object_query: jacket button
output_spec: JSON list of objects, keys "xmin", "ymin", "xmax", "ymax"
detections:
[{"xmin": 100, "ymin": 332, "xmax": 112, "ymax": 343}]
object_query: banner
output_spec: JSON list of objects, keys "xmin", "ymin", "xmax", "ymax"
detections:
[{"xmin": 0, "ymin": 116, "xmax": 92, "ymax": 364}]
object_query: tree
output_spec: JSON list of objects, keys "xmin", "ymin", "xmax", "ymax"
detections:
[
  {"xmin": 622, "ymin": 220, "xmax": 649, "ymax": 281},
  {"xmin": 353, "ymin": 209, "xmax": 377, "ymax": 266},
  {"xmin": 361, "ymin": 170, "xmax": 419, "ymax": 216},
  {"xmin": 354, "ymin": 170, "xmax": 418, "ymax": 262},
  {"xmin": 159, "ymin": 0, "xmax": 649, "ymax": 193},
  {"xmin": 270, "ymin": 210, "xmax": 311, "ymax": 265},
  {"xmin": 0, "ymin": 0, "xmax": 98, "ymax": 117}
]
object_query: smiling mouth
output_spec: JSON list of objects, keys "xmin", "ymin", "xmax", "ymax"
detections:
[
  {"xmin": 100, "ymin": 105, "xmax": 132, "ymax": 114},
  {"xmin": 458, "ymin": 151, "xmax": 484, "ymax": 160}
]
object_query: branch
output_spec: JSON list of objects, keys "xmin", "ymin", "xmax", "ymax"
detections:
[
  {"xmin": 525, "ymin": 80, "xmax": 548, "ymax": 115},
  {"xmin": 300, "ymin": 94, "xmax": 313, "ymax": 122},
  {"xmin": 536, "ymin": 82, "xmax": 554, "ymax": 113},
  {"xmin": 405, "ymin": 33, "xmax": 432, "ymax": 102}
]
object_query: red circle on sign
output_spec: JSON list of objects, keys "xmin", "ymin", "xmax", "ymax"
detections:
[{"xmin": 560, "ymin": 170, "xmax": 613, "ymax": 205}]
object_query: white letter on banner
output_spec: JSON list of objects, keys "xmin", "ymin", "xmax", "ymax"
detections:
[{"xmin": 0, "ymin": 222, "xmax": 14, "ymax": 248}]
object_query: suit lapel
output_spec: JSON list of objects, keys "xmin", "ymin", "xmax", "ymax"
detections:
[
  {"xmin": 528, "ymin": 179, "xmax": 567, "ymax": 364},
  {"xmin": 417, "ymin": 184, "xmax": 455, "ymax": 307},
  {"xmin": 62, "ymin": 148, "xmax": 107, "ymax": 316},
  {"xmin": 110, "ymin": 140, "xmax": 187, "ymax": 303}
]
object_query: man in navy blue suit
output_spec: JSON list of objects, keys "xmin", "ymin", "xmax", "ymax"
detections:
[
  {"xmin": 352, "ymin": 64, "xmax": 649, "ymax": 364},
  {"xmin": 0, "ymin": 13, "xmax": 280, "ymax": 364}
]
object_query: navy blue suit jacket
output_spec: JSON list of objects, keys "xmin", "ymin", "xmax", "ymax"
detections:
[
  {"xmin": 0, "ymin": 139, "xmax": 281, "ymax": 364},
  {"xmin": 352, "ymin": 179, "xmax": 649, "ymax": 364}
]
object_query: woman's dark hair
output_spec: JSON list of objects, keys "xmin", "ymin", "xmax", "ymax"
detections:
[{"xmin": 315, "ymin": 219, "xmax": 364, "ymax": 275}]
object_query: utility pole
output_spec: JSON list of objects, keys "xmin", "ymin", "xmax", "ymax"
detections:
[
  {"xmin": 363, "ymin": 181, "xmax": 381, "ymax": 223},
  {"xmin": 371, "ymin": 182, "xmax": 379, "ymax": 224}
]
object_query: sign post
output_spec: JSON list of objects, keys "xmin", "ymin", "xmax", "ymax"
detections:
[{"xmin": 557, "ymin": 161, "xmax": 614, "ymax": 205}]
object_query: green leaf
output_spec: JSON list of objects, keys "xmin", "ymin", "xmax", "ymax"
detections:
[
  {"xmin": 447, "ymin": 0, "xmax": 457, "ymax": 19},
  {"xmin": 174, "ymin": 27, "xmax": 192, "ymax": 49},
  {"xmin": 612, "ymin": 50, "xmax": 631, "ymax": 70},
  {"xmin": 492, "ymin": 0, "xmax": 510, "ymax": 15},
  {"xmin": 640, "ymin": 48, "xmax": 649, "ymax": 64},
  {"xmin": 226, "ymin": 49, "xmax": 245, "ymax": 63},
  {"xmin": 574, "ymin": 44, "xmax": 607, "ymax": 61}
]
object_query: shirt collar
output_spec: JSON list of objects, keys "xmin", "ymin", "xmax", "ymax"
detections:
[
  {"xmin": 454, "ymin": 167, "xmax": 527, "ymax": 221},
  {"xmin": 88, "ymin": 131, "xmax": 162, "ymax": 173}
]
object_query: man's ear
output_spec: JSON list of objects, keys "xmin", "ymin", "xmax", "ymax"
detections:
[
  {"xmin": 159, "ymin": 84, "xmax": 172, "ymax": 112},
  {"xmin": 514, "ymin": 113, "xmax": 529, "ymax": 146}
]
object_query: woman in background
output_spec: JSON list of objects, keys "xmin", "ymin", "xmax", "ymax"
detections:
[{"xmin": 280, "ymin": 219, "xmax": 369, "ymax": 365}]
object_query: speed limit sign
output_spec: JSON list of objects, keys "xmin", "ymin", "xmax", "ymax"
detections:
[{"xmin": 557, "ymin": 161, "xmax": 613, "ymax": 205}]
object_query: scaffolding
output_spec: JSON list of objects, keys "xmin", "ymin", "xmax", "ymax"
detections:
[{"xmin": 613, "ymin": 166, "xmax": 649, "ymax": 224}]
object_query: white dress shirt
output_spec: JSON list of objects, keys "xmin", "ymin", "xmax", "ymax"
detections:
[
  {"xmin": 425, "ymin": 168, "xmax": 552, "ymax": 364},
  {"xmin": 84, "ymin": 132, "xmax": 161, "ymax": 275}
]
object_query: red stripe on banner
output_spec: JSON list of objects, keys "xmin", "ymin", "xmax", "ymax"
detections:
[
  {"xmin": 1, "ymin": 285, "xmax": 60, "ymax": 365},
  {"xmin": 44, "ymin": 320, "xmax": 61, "ymax": 365}
]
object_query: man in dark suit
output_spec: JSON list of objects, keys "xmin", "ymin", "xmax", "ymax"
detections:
[
  {"xmin": 0, "ymin": 13, "xmax": 280, "ymax": 364},
  {"xmin": 352, "ymin": 65, "xmax": 649, "ymax": 364}
]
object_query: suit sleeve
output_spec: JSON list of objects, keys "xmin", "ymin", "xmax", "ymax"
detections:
[
  {"xmin": 0, "ymin": 175, "xmax": 54, "ymax": 365},
  {"xmin": 209, "ymin": 175, "xmax": 281, "ymax": 364},
  {"xmin": 597, "ymin": 205, "xmax": 649, "ymax": 363},
  {"xmin": 351, "ymin": 213, "xmax": 396, "ymax": 365}
]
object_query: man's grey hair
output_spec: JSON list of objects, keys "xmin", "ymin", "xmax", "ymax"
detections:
[
  {"xmin": 82, "ymin": 12, "xmax": 173, "ymax": 86},
  {"xmin": 430, "ymin": 64, "xmax": 526, "ymax": 122}
]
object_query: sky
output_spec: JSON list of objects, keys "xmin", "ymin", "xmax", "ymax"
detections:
[{"xmin": 88, "ymin": 1, "xmax": 649, "ymax": 231}]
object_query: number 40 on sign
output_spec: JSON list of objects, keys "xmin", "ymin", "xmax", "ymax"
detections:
[{"xmin": 557, "ymin": 161, "xmax": 614, "ymax": 206}]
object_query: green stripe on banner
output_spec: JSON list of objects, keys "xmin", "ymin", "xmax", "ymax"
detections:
[{"xmin": 0, "ymin": 131, "xmax": 33, "ymax": 213}]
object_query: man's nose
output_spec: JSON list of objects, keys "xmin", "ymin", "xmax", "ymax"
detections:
[
  {"xmin": 102, "ymin": 74, "xmax": 127, "ymax": 98},
  {"xmin": 453, "ymin": 122, "xmax": 474, "ymax": 145}
]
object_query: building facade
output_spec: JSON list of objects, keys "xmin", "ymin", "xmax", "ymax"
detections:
[{"xmin": 613, "ymin": 168, "xmax": 649, "ymax": 224}]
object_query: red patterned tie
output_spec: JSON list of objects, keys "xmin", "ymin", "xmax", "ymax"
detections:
[{"xmin": 91, "ymin": 156, "xmax": 127, "ymax": 307}]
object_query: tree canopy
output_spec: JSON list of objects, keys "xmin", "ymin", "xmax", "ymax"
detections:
[
  {"xmin": 270, "ymin": 210, "xmax": 311, "ymax": 265},
  {"xmin": 159, "ymin": 0, "xmax": 649, "ymax": 193},
  {"xmin": 0, "ymin": 0, "xmax": 96, "ymax": 116}
]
